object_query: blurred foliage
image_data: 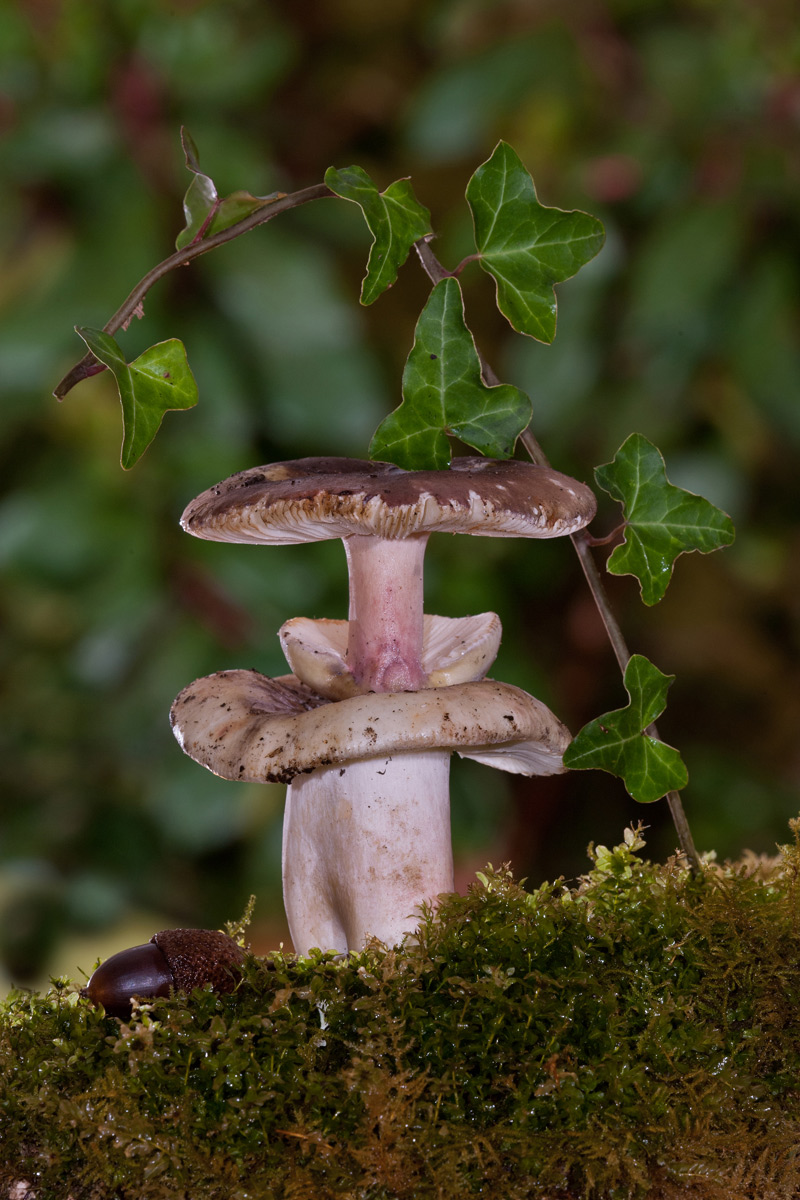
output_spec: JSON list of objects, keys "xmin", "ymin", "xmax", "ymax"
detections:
[{"xmin": 1, "ymin": 0, "xmax": 799, "ymax": 985}]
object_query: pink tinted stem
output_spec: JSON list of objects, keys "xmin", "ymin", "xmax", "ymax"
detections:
[{"xmin": 343, "ymin": 534, "xmax": 429, "ymax": 693}]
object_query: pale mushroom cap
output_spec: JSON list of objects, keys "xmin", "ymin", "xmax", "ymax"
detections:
[
  {"xmin": 179, "ymin": 456, "xmax": 596, "ymax": 545},
  {"xmin": 170, "ymin": 669, "xmax": 571, "ymax": 785},
  {"xmin": 279, "ymin": 612, "xmax": 503, "ymax": 700}
]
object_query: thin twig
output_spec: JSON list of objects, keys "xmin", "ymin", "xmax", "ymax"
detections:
[
  {"xmin": 451, "ymin": 252, "xmax": 483, "ymax": 277},
  {"xmin": 541, "ymin": 460, "xmax": 701, "ymax": 869},
  {"xmin": 583, "ymin": 524, "xmax": 627, "ymax": 548},
  {"xmin": 414, "ymin": 236, "xmax": 453, "ymax": 285},
  {"xmin": 54, "ymin": 183, "xmax": 334, "ymax": 400},
  {"xmin": 416, "ymin": 239, "xmax": 701, "ymax": 873}
]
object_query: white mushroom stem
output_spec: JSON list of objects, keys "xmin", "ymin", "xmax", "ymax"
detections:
[
  {"xmin": 282, "ymin": 754, "xmax": 452, "ymax": 954},
  {"xmin": 343, "ymin": 533, "xmax": 429, "ymax": 693}
]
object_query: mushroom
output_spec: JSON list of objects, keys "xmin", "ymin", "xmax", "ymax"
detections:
[
  {"xmin": 173, "ymin": 456, "xmax": 596, "ymax": 953},
  {"xmin": 179, "ymin": 457, "xmax": 596, "ymax": 696},
  {"xmin": 170, "ymin": 669, "xmax": 571, "ymax": 954}
]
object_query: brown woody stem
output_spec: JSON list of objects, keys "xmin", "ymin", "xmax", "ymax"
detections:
[
  {"xmin": 54, "ymin": 183, "xmax": 334, "ymax": 400},
  {"xmin": 584, "ymin": 524, "xmax": 627, "ymax": 548}
]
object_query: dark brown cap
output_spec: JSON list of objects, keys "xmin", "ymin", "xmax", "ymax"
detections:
[{"xmin": 180, "ymin": 456, "xmax": 596, "ymax": 545}]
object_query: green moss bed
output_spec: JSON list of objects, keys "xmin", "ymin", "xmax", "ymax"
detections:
[{"xmin": 4, "ymin": 826, "xmax": 800, "ymax": 1200}]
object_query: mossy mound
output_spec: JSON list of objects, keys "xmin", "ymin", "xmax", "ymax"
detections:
[{"xmin": 3, "ymin": 826, "xmax": 800, "ymax": 1199}]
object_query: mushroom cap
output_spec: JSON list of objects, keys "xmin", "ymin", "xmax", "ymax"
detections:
[
  {"xmin": 170, "ymin": 668, "xmax": 571, "ymax": 784},
  {"xmin": 279, "ymin": 612, "xmax": 502, "ymax": 700},
  {"xmin": 179, "ymin": 456, "xmax": 596, "ymax": 545}
]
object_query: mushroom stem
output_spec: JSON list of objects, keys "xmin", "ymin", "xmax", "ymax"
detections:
[
  {"xmin": 343, "ymin": 534, "xmax": 429, "ymax": 693},
  {"xmin": 283, "ymin": 752, "xmax": 453, "ymax": 954}
]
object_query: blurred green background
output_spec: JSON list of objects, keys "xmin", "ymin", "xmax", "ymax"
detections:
[{"xmin": 2, "ymin": 0, "xmax": 799, "ymax": 989}]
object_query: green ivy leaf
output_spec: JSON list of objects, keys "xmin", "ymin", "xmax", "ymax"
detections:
[
  {"xmin": 563, "ymin": 655, "xmax": 688, "ymax": 804},
  {"xmin": 176, "ymin": 129, "xmax": 281, "ymax": 250},
  {"xmin": 76, "ymin": 328, "xmax": 198, "ymax": 469},
  {"xmin": 176, "ymin": 129, "xmax": 217, "ymax": 249},
  {"xmin": 595, "ymin": 434, "xmax": 736, "ymax": 605},
  {"xmin": 324, "ymin": 164, "xmax": 432, "ymax": 304},
  {"xmin": 369, "ymin": 277, "xmax": 532, "ymax": 469},
  {"xmin": 466, "ymin": 141, "xmax": 605, "ymax": 342}
]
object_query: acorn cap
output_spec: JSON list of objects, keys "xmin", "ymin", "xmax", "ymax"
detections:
[
  {"xmin": 151, "ymin": 928, "xmax": 245, "ymax": 995},
  {"xmin": 179, "ymin": 456, "xmax": 596, "ymax": 545},
  {"xmin": 170, "ymin": 669, "xmax": 572, "ymax": 784}
]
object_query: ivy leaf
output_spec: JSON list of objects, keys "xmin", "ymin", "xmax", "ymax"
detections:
[
  {"xmin": 324, "ymin": 164, "xmax": 432, "ymax": 304},
  {"xmin": 595, "ymin": 434, "xmax": 736, "ymax": 605},
  {"xmin": 176, "ymin": 129, "xmax": 217, "ymax": 249},
  {"xmin": 76, "ymin": 328, "xmax": 198, "ymax": 469},
  {"xmin": 369, "ymin": 277, "xmax": 532, "ymax": 469},
  {"xmin": 563, "ymin": 655, "xmax": 688, "ymax": 804},
  {"xmin": 176, "ymin": 129, "xmax": 282, "ymax": 250},
  {"xmin": 466, "ymin": 141, "xmax": 605, "ymax": 342}
]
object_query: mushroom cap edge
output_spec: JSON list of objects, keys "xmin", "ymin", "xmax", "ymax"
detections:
[
  {"xmin": 169, "ymin": 668, "xmax": 572, "ymax": 785},
  {"xmin": 179, "ymin": 456, "xmax": 597, "ymax": 545}
]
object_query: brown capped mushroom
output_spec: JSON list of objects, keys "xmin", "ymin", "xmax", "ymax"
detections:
[
  {"xmin": 174, "ymin": 455, "xmax": 596, "ymax": 953},
  {"xmin": 180, "ymin": 456, "xmax": 596, "ymax": 695}
]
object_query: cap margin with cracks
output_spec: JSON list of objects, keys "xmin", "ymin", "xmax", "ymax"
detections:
[
  {"xmin": 179, "ymin": 456, "xmax": 597, "ymax": 545},
  {"xmin": 169, "ymin": 668, "xmax": 572, "ymax": 785}
]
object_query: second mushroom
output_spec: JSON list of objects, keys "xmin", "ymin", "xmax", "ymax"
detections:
[{"xmin": 170, "ymin": 456, "xmax": 596, "ymax": 954}]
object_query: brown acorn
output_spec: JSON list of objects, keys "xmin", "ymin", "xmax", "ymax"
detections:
[{"xmin": 82, "ymin": 928, "xmax": 246, "ymax": 1020}]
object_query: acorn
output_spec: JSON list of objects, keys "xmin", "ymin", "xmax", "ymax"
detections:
[{"xmin": 81, "ymin": 928, "xmax": 246, "ymax": 1020}]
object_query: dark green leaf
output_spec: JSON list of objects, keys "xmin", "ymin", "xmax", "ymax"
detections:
[
  {"xmin": 466, "ymin": 141, "xmax": 605, "ymax": 341},
  {"xmin": 324, "ymin": 164, "xmax": 432, "ymax": 304},
  {"xmin": 176, "ymin": 129, "xmax": 281, "ymax": 250},
  {"xmin": 563, "ymin": 655, "xmax": 688, "ymax": 804},
  {"xmin": 369, "ymin": 277, "xmax": 531, "ymax": 469},
  {"xmin": 595, "ymin": 434, "xmax": 735, "ymax": 605},
  {"xmin": 76, "ymin": 328, "xmax": 198, "ymax": 469}
]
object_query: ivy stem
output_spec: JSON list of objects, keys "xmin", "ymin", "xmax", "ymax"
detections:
[
  {"xmin": 414, "ymin": 236, "xmax": 453, "ymax": 284},
  {"xmin": 451, "ymin": 253, "xmax": 483, "ymax": 277},
  {"xmin": 527, "ymin": 426, "xmax": 700, "ymax": 870},
  {"xmin": 530, "ymin": 435, "xmax": 701, "ymax": 871},
  {"xmin": 413, "ymin": 239, "xmax": 701, "ymax": 873},
  {"xmin": 54, "ymin": 183, "xmax": 335, "ymax": 400},
  {"xmin": 583, "ymin": 524, "xmax": 627, "ymax": 548}
]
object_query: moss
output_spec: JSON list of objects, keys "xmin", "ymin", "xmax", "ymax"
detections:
[{"xmin": 3, "ymin": 825, "xmax": 800, "ymax": 1199}]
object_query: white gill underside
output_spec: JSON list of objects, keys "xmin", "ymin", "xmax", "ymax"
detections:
[
  {"xmin": 282, "ymin": 752, "xmax": 453, "ymax": 955},
  {"xmin": 200, "ymin": 489, "xmax": 589, "ymax": 544}
]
